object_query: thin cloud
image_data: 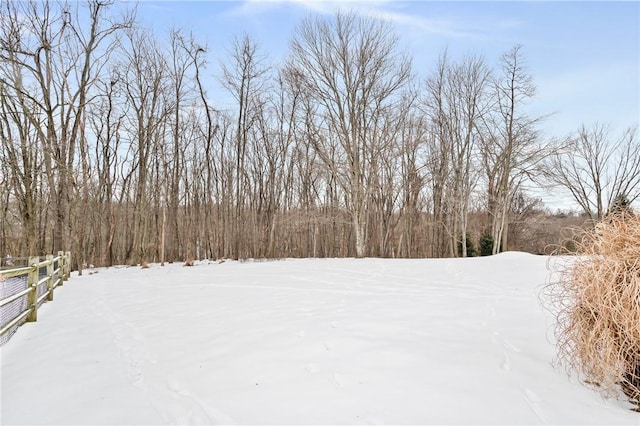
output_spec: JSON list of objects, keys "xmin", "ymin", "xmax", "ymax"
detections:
[
  {"xmin": 225, "ymin": 0, "xmax": 520, "ymax": 41},
  {"xmin": 362, "ymin": 8, "xmax": 479, "ymax": 39},
  {"xmin": 221, "ymin": 0, "xmax": 370, "ymax": 17},
  {"xmin": 220, "ymin": 0, "xmax": 277, "ymax": 18}
]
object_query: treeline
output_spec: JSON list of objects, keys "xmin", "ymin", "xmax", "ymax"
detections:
[{"xmin": 1, "ymin": 1, "xmax": 638, "ymax": 271}]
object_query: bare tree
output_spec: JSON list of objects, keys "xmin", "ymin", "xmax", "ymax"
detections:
[
  {"xmin": 0, "ymin": 70, "xmax": 43, "ymax": 254},
  {"xmin": 248, "ymin": 68, "xmax": 301, "ymax": 257},
  {"xmin": 423, "ymin": 51, "xmax": 490, "ymax": 257},
  {"xmin": 185, "ymin": 36, "xmax": 219, "ymax": 260},
  {"xmin": 0, "ymin": 0, "xmax": 131, "ymax": 266},
  {"xmin": 220, "ymin": 34, "xmax": 271, "ymax": 259},
  {"xmin": 547, "ymin": 123, "xmax": 640, "ymax": 221},
  {"xmin": 396, "ymin": 98, "xmax": 429, "ymax": 258},
  {"xmin": 0, "ymin": 147, "xmax": 12, "ymax": 256},
  {"xmin": 121, "ymin": 28, "xmax": 170, "ymax": 264},
  {"xmin": 448, "ymin": 54, "xmax": 491, "ymax": 257},
  {"xmin": 480, "ymin": 45, "xmax": 542, "ymax": 253},
  {"xmin": 287, "ymin": 11, "xmax": 411, "ymax": 257},
  {"xmin": 88, "ymin": 67, "xmax": 127, "ymax": 266},
  {"xmin": 0, "ymin": 3, "xmax": 597, "ymax": 264},
  {"xmin": 423, "ymin": 53, "xmax": 451, "ymax": 257},
  {"xmin": 160, "ymin": 28, "xmax": 201, "ymax": 263}
]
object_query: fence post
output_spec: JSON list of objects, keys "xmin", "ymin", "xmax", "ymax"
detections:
[
  {"xmin": 65, "ymin": 251, "xmax": 71, "ymax": 280},
  {"xmin": 57, "ymin": 251, "xmax": 65, "ymax": 285},
  {"xmin": 46, "ymin": 254, "xmax": 54, "ymax": 301},
  {"xmin": 26, "ymin": 256, "xmax": 39, "ymax": 322}
]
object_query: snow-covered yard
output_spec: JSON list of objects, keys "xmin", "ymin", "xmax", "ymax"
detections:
[{"xmin": 1, "ymin": 253, "xmax": 637, "ymax": 424}]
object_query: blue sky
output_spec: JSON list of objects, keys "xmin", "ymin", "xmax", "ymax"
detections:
[{"xmin": 129, "ymin": 0, "xmax": 639, "ymax": 141}]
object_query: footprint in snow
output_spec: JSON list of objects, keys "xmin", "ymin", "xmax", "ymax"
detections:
[
  {"xmin": 332, "ymin": 373, "xmax": 346, "ymax": 388},
  {"xmin": 500, "ymin": 352, "xmax": 511, "ymax": 372},
  {"xmin": 503, "ymin": 339, "xmax": 520, "ymax": 353},
  {"xmin": 523, "ymin": 387, "xmax": 547, "ymax": 423},
  {"xmin": 491, "ymin": 331, "xmax": 520, "ymax": 353},
  {"xmin": 166, "ymin": 378, "xmax": 236, "ymax": 424}
]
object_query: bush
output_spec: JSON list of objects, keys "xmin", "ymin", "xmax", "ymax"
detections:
[
  {"xmin": 548, "ymin": 213, "xmax": 639, "ymax": 410},
  {"xmin": 457, "ymin": 233, "xmax": 476, "ymax": 257},
  {"xmin": 479, "ymin": 233, "xmax": 494, "ymax": 256}
]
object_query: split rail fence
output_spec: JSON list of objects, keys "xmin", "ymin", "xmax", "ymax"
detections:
[{"xmin": 0, "ymin": 252, "xmax": 71, "ymax": 346}]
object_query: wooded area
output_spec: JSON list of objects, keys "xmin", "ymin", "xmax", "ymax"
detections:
[{"xmin": 1, "ymin": 1, "xmax": 638, "ymax": 272}]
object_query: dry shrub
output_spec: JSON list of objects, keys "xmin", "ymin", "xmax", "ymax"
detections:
[
  {"xmin": 141, "ymin": 261, "xmax": 150, "ymax": 269},
  {"xmin": 184, "ymin": 259, "xmax": 194, "ymax": 267},
  {"xmin": 549, "ymin": 212, "xmax": 640, "ymax": 409}
]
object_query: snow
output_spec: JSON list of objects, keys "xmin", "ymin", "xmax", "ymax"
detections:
[{"xmin": 1, "ymin": 253, "xmax": 638, "ymax": 425}]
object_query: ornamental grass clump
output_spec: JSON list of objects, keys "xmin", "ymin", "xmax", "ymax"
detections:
[{"xmin": 550, "ymin": 213, "xmax": 640, "ymax": 410}]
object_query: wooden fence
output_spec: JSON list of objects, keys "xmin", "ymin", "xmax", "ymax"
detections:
[{"xmin": 0, "ymin": 252, "xmax": 71, "ymax": 346}]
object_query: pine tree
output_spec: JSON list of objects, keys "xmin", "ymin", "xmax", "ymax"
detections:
[
  {"xmin": 457, "ymin": 233, "xmax": 476, "ymax": 257},
  {"xmin": 479, "ymin": 233, "xmax": 494, "ymax": 256},
  {"xmin": 607, "ymin": 194, "xmax": 634, "ymax": 218}
]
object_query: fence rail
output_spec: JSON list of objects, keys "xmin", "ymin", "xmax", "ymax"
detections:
[{"xmin": 0, "ymin": 251, "xmax": 71, "ymax": 346}]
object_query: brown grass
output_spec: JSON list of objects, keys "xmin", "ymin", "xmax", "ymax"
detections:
[
  {"xmin": 184, "ymin": 259, "xmax": 194, "ymax": 267},
  {"xmin": 141, "ymin": 261, "xmax": 150, "ymax": 269},
  {"xmin": 548, "ymin": 212, "xmax": 640, "ymax": 409}
]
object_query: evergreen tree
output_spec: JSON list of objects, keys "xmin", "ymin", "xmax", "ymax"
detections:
[
  {"xmin": 479, "ymin": 233, "xmax": 494, "ymax": 256},
  {"xmin": 607, "ymin": 194, "xmax": 634, "ymax": 218},
  {"xmin": 458, "ymin": 233, "xmax": 476, "ymax": 257}
]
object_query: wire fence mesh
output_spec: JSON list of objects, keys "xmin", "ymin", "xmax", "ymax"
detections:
[
  {"xmin": 0, "ymin": 275, "xmax": 29, "ymax": 346},
  {"xmin": 0, "ymin": 254, "xmax": 68, "ymax": 346}
]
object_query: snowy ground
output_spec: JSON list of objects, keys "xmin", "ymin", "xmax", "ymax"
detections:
[{"xmin": 1, "ymin": 253, "xmax": 638, "ymax": 425}]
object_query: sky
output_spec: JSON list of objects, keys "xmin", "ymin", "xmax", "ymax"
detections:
[{"xmin": 127, "ymin": 0, "xmax": 640, "ymax": 141}]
